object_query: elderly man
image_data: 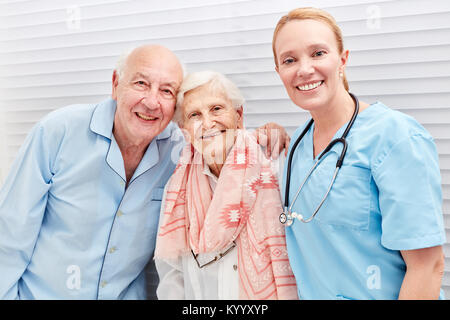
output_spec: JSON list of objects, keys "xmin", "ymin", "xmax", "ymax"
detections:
[
  {"xmin": 0, "ymin": 44, "xmax": 184, "ymax": 299},
  {"xmin": 0, "ymin": 45, "xmax": 288, "ymax": 299}
]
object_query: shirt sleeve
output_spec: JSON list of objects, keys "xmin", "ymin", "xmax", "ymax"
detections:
[
  {"xmin": 373, "ymin": 133, "xmax": 446, "ymax": 250},
  {"xmin": 154, "ymin": 179, "xmax": 185, "ymax": 300},
  {"xmin": 154, "ymin": 257, "xmax": 185, "ymax": 300},
  {"xmin": 0, "ymin": 122, "xmax": 57, "ymax": 299}
]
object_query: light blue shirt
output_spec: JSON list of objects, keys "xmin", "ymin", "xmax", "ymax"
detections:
[
  {"xmin": 284, "ymin": 101, "xmax": 446, "ymax": 300},
  {"xmin": 0, "ymin": 99, "xmax": 183, "ymax": 299}
]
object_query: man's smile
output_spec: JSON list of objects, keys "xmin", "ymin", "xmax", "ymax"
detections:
[{"xmin": 135, "ymin": 112, "xmax": 158, "ymax": 121}]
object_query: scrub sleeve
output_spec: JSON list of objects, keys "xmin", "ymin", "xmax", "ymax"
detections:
[{"xmin": 373, "ymin": 133, "xmax": 446, "ymax": 250}]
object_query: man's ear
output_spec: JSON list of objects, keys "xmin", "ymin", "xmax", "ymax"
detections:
[{"xmin": 111, "ymin": 70, "xmax": 119, "ymax": 100}]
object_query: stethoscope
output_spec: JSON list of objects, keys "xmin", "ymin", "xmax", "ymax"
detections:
[{"xmin": 279, "ymin": 92, "xmax": 359, "ymax": 226}]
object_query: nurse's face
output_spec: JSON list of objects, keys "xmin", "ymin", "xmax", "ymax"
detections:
[{"xmin": 274, "ymin": 19, "xmax": 349, "ymax": 112}]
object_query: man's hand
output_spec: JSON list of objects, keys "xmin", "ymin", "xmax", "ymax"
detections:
[{"xmin": 255, "ymin": 122, "xmax": 290, "ymax": 159}]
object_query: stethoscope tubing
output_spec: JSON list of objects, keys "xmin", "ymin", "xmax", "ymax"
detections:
[{"xmin": 282, "ymin": 92, "xmax": 359, "ymax": 225}]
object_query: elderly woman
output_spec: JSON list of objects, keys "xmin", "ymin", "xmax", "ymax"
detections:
[{"xmin": 154, "ymin": 71, "xmax": 298, "ymax": 300}]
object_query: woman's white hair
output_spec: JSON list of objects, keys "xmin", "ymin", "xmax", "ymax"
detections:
[{"xmin": 174, "ymin": 71, "xmax": 245, "ymax": 125}]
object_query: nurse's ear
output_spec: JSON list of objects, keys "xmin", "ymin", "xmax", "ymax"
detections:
[{"xmin": 339, "ymin": 49, "xmax": 350, "ymax": 76}]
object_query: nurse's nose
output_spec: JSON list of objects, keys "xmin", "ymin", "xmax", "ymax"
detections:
[{"xmin": 296, "ymin": 59, "xmax": 314, "ymax": 78}]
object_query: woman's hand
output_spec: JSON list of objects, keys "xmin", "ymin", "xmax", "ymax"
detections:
[{"xmin": 255, "ymin": 122, "xmax": 291, "ymax": 158}]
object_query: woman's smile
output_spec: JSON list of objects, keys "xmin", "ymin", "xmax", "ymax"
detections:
[{"xmin": 296, "ymin": 80, "xmax": 324, "ymax": 91}]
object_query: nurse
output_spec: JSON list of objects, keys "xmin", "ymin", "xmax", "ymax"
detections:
[{"xmin": 272, "ymin": 7, "xmax": 446, "ymax": 299}]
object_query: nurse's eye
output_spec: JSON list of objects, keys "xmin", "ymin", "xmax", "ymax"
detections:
[
  {"xmin": 212, "ymin": 105, "xmax": 222, "ymax": 112},
  {"xmin": 282, "ymin": 57, "xmax": 295, "ymax": 65},
  {"xmin": 313, "ymin": 50, "xmax": 327, "ymax": 57}
]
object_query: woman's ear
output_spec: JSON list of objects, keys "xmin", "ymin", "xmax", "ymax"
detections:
[
  {"xmin": 236, "ymin": 106, "xmax": 244, "ymax": 129},
  {"xmin": 340, "ymin": 49, "xmax": 349, "ymax": 73}
]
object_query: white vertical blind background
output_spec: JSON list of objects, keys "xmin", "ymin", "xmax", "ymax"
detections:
[{"xmin": 0, "ymin": 0, "xmax": 449, "ymax": 299}]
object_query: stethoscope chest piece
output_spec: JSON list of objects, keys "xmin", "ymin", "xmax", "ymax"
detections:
[
  {"xmin": 280, "ymin": 209, "xmax": 304, "ymax": 226},
  {"xmin": 279, "ymin": 211, "xmax": 291, "ymax": 225}
]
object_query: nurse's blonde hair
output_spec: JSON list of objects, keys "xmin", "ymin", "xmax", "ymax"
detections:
[{"xmin": 272, "ymin": 7, "xmax": 349, "ymax": 91}]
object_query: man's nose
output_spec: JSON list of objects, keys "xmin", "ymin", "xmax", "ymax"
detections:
[{"xmin": 141, "ymin": 87, "xmax": 160, "ymax": 109}]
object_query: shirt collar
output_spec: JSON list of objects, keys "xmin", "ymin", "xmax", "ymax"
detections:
[
  {"xmin": 89, "ymin": 98, "xmax": 116, "ymax": 139},
  {"xmin": 202, "ymin": 160, "xmax": 218, "ymax": 190}
]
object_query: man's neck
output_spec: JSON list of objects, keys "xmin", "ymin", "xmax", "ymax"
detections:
[{"xmin": 113, "ymin": 129, "xmax": 149, "ymax": 184}]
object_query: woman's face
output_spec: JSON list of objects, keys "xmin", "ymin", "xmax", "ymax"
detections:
[
  {"xmin": 274, "ymin": 19, "xmax": 348, "ymax": 112},
  {"xmin": 180, "ymin": 84, "xmax": 243, "ymax": 164}
]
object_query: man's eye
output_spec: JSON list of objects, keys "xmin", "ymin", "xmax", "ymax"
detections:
[
  {"xmin": 135, "ymin": 81, "xmax": 147, "ymax": 86},
  {"xmin": 162, "ymin": 89, "xmax": 174, "ymax": 95}
]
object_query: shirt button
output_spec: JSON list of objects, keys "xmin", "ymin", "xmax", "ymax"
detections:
[
  {"xmin": 233, "ymin": 264, "xmax": 238, "ymax": 271},
  {"xmin": 117, "ymin": 210, "xmax": 123, "ymax": 217},
  {"xmin": 120, "ymin": 180, "xmax": 125, "ymax": 187},
  {"xmin": 100, "ymin": 281, "xmax": 107, "ymax": 288},
  {"xmin": 109, "ymin": 247, "xmax": 117, "ymax": 254}
]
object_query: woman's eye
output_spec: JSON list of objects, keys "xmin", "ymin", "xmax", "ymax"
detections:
[
  {"xmin": 282, "ymin": 57, "xmax": 295, "ymax": 65},
  {"xmin": 313, "ymin": 50, "xmax": 326, "ymax": 57},
  {"xmin": 212, "ymin": 106, "xmax": 222, "ymax": 111}
]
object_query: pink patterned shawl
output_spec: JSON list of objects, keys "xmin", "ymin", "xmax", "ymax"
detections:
[{"xmin": 154, "ymin": 130, "xmax": 298, "ymax": 300}]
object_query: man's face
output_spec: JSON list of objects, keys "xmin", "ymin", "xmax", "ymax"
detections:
[{"xmin": 112, "ymin": 46, "xmax": 183, "ymax": 147}]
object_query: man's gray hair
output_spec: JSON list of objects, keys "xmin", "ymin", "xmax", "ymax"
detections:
[
  {"xmin": 114, "ymin": 45, "xmax": 187, "ymax": 79},
  {"xmin": 174, "ymin": 71, "xmax": 245, "ymax": 125},
  {"xmin": 115, "ymin": 47, "xmax": 134, "ymax": 79}
]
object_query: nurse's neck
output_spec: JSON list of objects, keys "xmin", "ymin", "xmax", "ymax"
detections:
[
  {"xmin": 310, "ymin": 90, "xmax": 356, "ymax": 158},
  {"xmin": 312, "ymin": 90, "xmax": 355, "ymax": 131}
]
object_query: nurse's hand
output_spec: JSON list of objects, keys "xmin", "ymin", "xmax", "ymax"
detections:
[{"xmin": 255, "ymin": 122, "xmax": 290, "ymax": 159}]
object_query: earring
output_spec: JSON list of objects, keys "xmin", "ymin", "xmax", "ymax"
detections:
[{"xmin": 339, "ymin": 71, "xmax": 343, "ymax": 77}]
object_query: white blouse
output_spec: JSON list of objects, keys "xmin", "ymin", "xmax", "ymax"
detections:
[{"xmin": 155, "ymin": 163, "xmax": 240, "ymax": 300}]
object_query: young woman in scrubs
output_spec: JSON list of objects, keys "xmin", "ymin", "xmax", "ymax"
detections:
[{"xmin": 272, "ymin": 7, "xmax": 446, "ymax": 300}]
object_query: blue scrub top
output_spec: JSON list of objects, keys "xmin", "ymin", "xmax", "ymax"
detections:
[{"xmin": 284, "ymin": 101, "xmax": 446, "ymax": 300}]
